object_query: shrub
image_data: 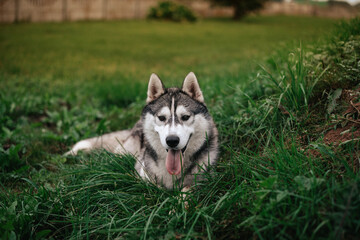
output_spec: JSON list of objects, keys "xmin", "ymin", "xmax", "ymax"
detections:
[
  {"xmin": 147, "ymin": 1, "xmax": 197, "ymax": 22},
  {"xmin": 209, "ymin": 0, "xmax": 269, "ymax": 20}
]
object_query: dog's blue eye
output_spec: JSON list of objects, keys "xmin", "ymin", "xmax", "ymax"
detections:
[
  {"xmin": 158, "ymin": 116, "xmax": 166, "ymax": 122},
  {"xmin": 181, "ymin": 115, "xmax": 190, "ymax": 121}
]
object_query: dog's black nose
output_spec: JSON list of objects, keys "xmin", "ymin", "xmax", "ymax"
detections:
[{"xmin": 166, "ymin": 135, "xmax": 180, "ymax": 148}]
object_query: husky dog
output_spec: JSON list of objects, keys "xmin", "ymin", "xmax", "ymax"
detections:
[{"xmin": 67, "ymin": 72, "xmax": 219, "ymax": 190}]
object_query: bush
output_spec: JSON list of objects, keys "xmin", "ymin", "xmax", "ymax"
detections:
[{"xmin": 147, "ymin": 1, "xmax": 197, "ymax": 22}]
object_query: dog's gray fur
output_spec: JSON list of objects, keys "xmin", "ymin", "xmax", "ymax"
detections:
[{"xmin": 67, "ymin": 72, "xmax": 218, "ymax": 190}]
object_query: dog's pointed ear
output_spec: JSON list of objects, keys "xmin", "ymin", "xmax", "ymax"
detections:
[
  {"xmin": 182, "ymin": 72, "xmax": 204, "ymax": 103},
  {"xmin": 147, "ymin": 73, "xmax": 165, "ymax": 103}
]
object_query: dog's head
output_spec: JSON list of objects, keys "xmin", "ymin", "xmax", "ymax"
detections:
[{"xmin": 142, "ymin": 72, "xmax": 210, "ymax": 175}]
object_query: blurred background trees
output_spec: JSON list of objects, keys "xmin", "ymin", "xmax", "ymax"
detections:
[{"xmin": 209, "ymin": 0, "xmax": 269, "ymax": 19}]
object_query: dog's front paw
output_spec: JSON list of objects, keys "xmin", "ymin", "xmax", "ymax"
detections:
[
  {"xmin": 168, "ymin": 186, "xmax": 192, "ymax": 215},
  {"xmin": 64, "ymin": 140, "xmax": 93, "ymax": 156},
  {"xmin": 181, "ymin": 186, "xmax": 191, "ymax": 210}
]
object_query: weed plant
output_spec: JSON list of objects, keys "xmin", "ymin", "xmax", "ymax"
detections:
[{"xmin": 148, "ymin": 1, "xmax": 197, "ymax": 22}]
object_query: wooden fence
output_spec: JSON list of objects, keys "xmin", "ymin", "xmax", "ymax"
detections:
[
  {"xmin": 0, "ymin": 0, "xmax": 233, "ymax": 22},
  {"xmin": 0, "ymin": 0, "xmax": 358, "ymax": 23}
]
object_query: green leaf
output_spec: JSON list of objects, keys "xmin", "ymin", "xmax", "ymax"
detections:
[
  {"xmin": 9, "ymin": 231, "xmax": 16, "ymax": 240},
  {"xmin": 21, "ymin": 178, "xmax": 39, "ymax": 191},
  {"xmin": 326, "ymin": 88, "xmax": 342, "ymax": 114},
  {"xmin": 294, "ymin": 176, "xmax": 324, "ymax": 191},
  {"xmin": 8, "ymin": 201, "xmax": 17, "ymax": 215},
  {"xmin": 276, "ymin": 191, "xmax": 288, "ymax": 202},
  {"xmin": 35, "ymin": 230, "xmax": 52, "ymax": 240}
]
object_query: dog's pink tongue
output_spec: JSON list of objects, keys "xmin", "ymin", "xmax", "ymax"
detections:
[{"xmin": 166, "ymin": 149, "xmax": 182, "ymax": 175}]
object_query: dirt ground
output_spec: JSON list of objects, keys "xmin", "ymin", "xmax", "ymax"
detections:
[{"xmin": 317, "ymin": 87, "xmax": 360, "ymax": 172}]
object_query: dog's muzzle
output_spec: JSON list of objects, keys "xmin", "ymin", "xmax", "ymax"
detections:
[
  {"xmin": 166, "ymin": 135, "xmax": 180, "ymax": 148},
  {"xmin": 165, "ymin": 134, "xmax": 192, "ymax": 175}
]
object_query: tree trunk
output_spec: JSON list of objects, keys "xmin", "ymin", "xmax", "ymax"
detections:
[{"xmin": 233, "ymin": 4, "xmax": 246, "ymax": 20}]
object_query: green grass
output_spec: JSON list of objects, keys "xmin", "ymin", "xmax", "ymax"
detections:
[
  {"xmin": 1, "ymin": 16, "xmax": 336, "ymax": 89},
  {"xmin": 1, "ymin": 16, "xmax": 360, "ymax": 239}
]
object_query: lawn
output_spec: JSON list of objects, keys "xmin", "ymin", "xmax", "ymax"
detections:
[
  {"xmin": 1, "ymin": 16, "xmax": 360, "ymax": 239},
  {"xmin": 1, "ymin": 16, "xmax": 337, "ymax": 88}
]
